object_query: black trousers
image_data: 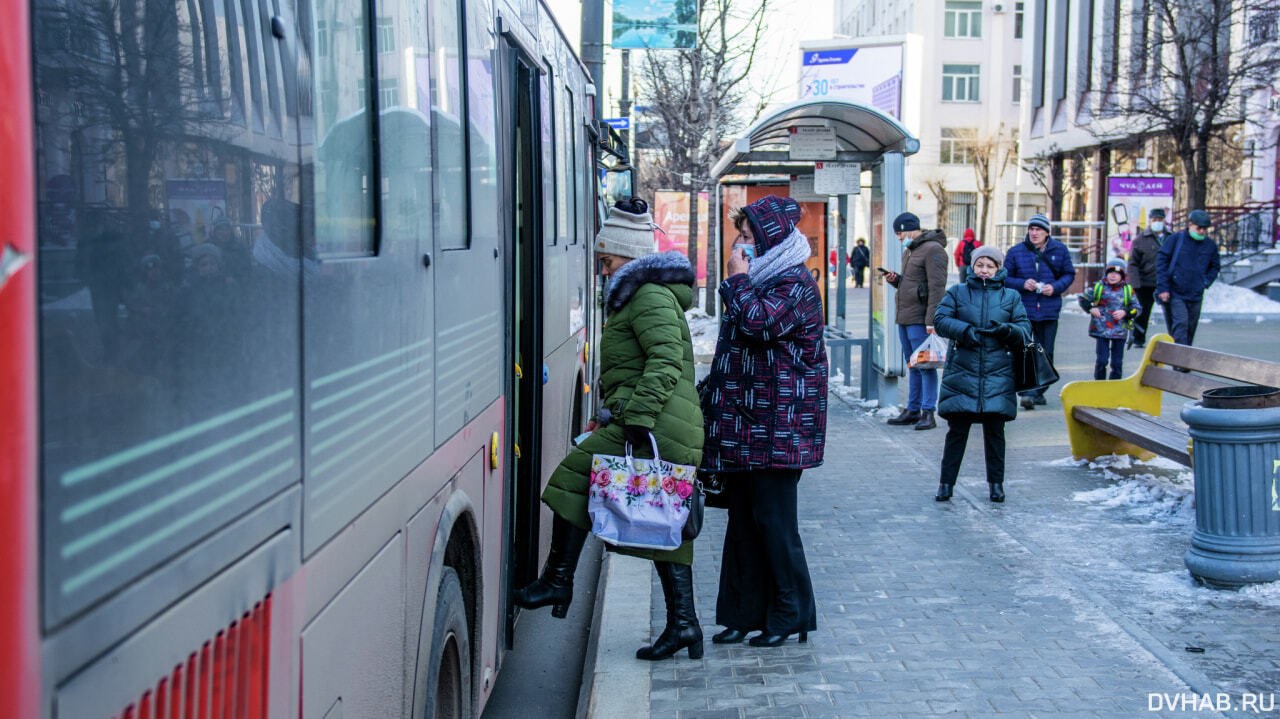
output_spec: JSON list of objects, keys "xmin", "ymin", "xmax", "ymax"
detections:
[
  {"xmin": 852, "ymin": 265, "xmax": 866, "ymax": 287},
  {"xmin": 1132, "ymin": 286, "xmax": 1156, "ymax": 344},
  {"xmin": 939, "ymin": 413, "xmax": 1007, "ymax": 486},
  {"xmin": 1167, "ymin": 297, "xmax": 1203, "ymax": 346},
  {"xmin": 717, "ymin": 468, "xmax": 816, "ymax": 636},
  {"xmin": 1018, "ymin": 319, "xmax": 1059, "ymax": 399}
]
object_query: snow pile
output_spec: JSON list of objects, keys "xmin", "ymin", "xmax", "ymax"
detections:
[
  {"xmin": 1141, "ymin": 570, "xmax": 1280, "ymax": 606},
  {"xmin": 684, "ymin": 308, "xmax": 719, "ymax": 358},
  {"xmin": 1201, "ymin": 282, "xmax": 1280, "ymax": 314},
  {"xmin": 1069, "ymin": 454, "xmax": 1195, "ymax": 523},
  {"xmin": 828, "ymin": 370, "xmax": 864, "ymax": 403}
]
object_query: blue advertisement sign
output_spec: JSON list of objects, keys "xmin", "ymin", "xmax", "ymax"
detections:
[{"xmin": 611, "ymin": 0, "xmax": 698, "ymax": 49}]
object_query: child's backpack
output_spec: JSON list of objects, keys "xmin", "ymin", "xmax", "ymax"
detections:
[{"xmin": 1092, "ymin": 282, "xmax": 1135, "ymax": 327}]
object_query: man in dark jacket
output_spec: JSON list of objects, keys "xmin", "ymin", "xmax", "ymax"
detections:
[
  {"xmin": 1003, "ymin": 213, "xmax": 1076, "ymax": 409},
  {"xmin": 1156, "ymin": 209, "xmax": 1221, "ymax": 347},
  {"xmin": 849, "ymin": 238, "xmax": 870, "ymax": 288},
  {"xmin": 883, "ymin": 212, "xmax": 948, "ymax": 430},
  {"xmin": 1127, "ymin": 208, "xmax": 1169, "ymax": 347}
]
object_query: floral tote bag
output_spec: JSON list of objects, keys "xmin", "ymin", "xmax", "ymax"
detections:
[{"xmin": 588, "ymin": 433, "xmax": 697, "ymax": 550}]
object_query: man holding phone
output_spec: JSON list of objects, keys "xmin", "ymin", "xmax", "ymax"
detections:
[{"xmin": 882, "ymin": 212, "xmax": 948, "ymax": 430}]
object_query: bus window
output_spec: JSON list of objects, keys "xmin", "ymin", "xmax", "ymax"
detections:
[
  {"xmin": 32, "ymin": 0, "xmax": 303, "ymax": 624},
  {"xmin": 567, "ymin": 90, "xmax": 579, "ymax": 244},
  {"xmin": 430, "ymin": 0, "xmax": 467, "ymax": 250},
  {"xmin": 465, "ymin": 0, "xmax": 497, "ymax": 246},
  {"xmin": 541, "ymin": 69, "xmax": 556, "ymax": 246},
  {"xmin": 376, "ymin": 0, "xmax": 432, "ymax": 246},
  {"xmin": 556, "ymin": 81, "xmax": 570, "ymax": 243},
  {"xmin": 312, "ymin": 0, "xmax": 376, "ymax": 257}
]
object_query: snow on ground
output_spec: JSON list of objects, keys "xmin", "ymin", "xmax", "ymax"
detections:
[
  {"xmin": 684, "ymin": 308, "xmax": 718, "ymax": 358},
  {"xmin": 1066, "ymin": 454, "xmax": 1196, "ymax": 523},
  {"xmin": 827, "ymin": 370, "xmax": 890, "ymax": 413},
  {"xmin": 1136, "ymin": 569, "xmax": 1280, "ymax": 608},
  {"xmin": 1201, "ymin": 281, "xmax": 1280, "ymax": 314}
]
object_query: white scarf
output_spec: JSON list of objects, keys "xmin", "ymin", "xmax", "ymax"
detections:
[{"xmin": 748, "ymin": 227, "xmax": 811, "ymax": 286}]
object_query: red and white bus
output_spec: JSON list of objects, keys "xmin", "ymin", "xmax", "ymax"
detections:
[{"xmin": 1, "ymin": 0, "xmax": 622, "ymax": 712}]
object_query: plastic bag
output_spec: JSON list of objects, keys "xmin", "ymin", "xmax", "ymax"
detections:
[{"xmin": 908, "ymin": 333, "xmax": 948, "ymax": 369}]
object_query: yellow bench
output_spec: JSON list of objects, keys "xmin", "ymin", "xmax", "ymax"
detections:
[{"xmin": 1061, "ymin": 334, "xmax": 1280, "ymax": 464}]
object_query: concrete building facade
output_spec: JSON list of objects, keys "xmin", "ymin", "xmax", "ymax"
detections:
[{"xmin": 833, "ymin": 0, "xmax": 1046, "ymax": 244}]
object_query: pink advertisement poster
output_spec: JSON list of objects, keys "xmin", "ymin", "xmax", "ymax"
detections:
[
  {"xmin": 653, "ymin": 190, "xmax": 709, "ymax": 284},
  {"xmin": 1105, "ymin": 176, "xmax": 1174, "ymax": 262}
]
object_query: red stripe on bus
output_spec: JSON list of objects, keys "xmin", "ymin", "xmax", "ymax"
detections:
[{"xmin": 0, "ymin": 0, "xmax": 38, "ymax": 712}]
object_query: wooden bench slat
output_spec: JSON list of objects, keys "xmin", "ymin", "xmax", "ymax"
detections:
[
  {"xmin": 1072, "ymin": 406, "xmax": 1191, "ymax": 465},
  {"xmin": 1140, "ymin": 365, "xmax": 1234, "ymax": 399},
  {"xmin": 1149, "ymin": 342, "xmax": 1280, "ymax": 387}
]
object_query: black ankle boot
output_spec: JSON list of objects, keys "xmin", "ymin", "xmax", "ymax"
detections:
[
  {"xmin": 886, "ymin": 409, "xmax": 921, "ymax": 425},
  {"xmin": 989, "ymin": 482, "xmax": 1005, "ymax": 502},
  {"xmin": 636, "ymin": 562, "xmax": 703, "ymax": 660},
  {"xmin": 935, "ymin": 483, "xmax": 953, "ymax": 501},
  {"xmin": 514, "ymin": 515, "xmax": 588, "ymax": 618}
]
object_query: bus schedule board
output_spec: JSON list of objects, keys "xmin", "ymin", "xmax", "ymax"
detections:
[{"xmin": 799, "ymin": 43, "xmax": 903, "ymax": 120}]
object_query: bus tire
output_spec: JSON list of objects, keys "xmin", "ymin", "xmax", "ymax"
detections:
[{"xmin": 424, "ymin": 567, "xmax": 472, "ymax": 719}]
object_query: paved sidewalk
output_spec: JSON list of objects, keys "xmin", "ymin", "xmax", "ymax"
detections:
[{"xmin": 581, "ymin": 314, "xmax": 1280, "ymax": 719}]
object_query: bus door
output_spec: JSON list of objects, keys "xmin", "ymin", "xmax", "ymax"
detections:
[{"xmin": 502, "ymin": 42, "xmax": 545, "ymax": 641}]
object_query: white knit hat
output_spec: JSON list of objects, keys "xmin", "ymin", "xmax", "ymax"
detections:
[{"xmin": 595, "ymin": 204, "xmax": 658, "ymax": 259}]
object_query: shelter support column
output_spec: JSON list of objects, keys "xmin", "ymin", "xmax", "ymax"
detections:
[{"xmin": 874, "ymin": 152, "xmax": 907, "ymax": 407}]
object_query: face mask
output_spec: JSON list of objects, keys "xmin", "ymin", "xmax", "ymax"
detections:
[
  {"xmin": 1189, "ymin": 230, "xmax": 1207, "ymax": 241},
  {"xmin": 1149, "ymin": 221, "xmax": 1164, "ymax": 233}
]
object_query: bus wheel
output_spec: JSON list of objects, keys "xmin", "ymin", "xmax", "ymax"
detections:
[{"xmin": 425, "ymin": 567, "xmax": 472, "ymax": 719}]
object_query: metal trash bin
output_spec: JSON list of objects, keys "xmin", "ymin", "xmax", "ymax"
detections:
[{"xmin": 1183, "ymin": 385, "xmax": 1280, "ymax": 588}]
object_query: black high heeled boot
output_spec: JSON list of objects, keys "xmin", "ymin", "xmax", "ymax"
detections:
[
  {"xmin": 636, "ymin": 562, "xmax": 703, "ymax": 660},
  {"xmin": 989, "ymin": 482, "xmax": 1005, "ymax": 503},
  {"xmin": 513, "ymin": 515, "xmax": 588, "ymax": 618}
]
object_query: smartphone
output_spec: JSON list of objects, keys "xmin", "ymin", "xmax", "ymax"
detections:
[
  {"xmin": 733, "ymin": 244, "xmax": 756, "ymax": 260},
  {"xmin": 876, "ymin": 266, "xmax": 890, "ymax": 275}
]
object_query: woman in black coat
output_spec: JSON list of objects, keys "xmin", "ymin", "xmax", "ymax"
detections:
[{"xmin": 931, "ymin": 246, "xmax": 1031, "ymax": 503}]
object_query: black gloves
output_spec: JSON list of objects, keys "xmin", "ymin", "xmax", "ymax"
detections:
[
  {"xmin": 623, "ymin": 424, "xmax": 652, "ymax": 452},
  {"xmin": 976, "ymin": 322, "xmax": 1018, "ymax": 344},
  {"xmin": 959, "ymin": 326, "xmax": 981, "ymax": 349}
]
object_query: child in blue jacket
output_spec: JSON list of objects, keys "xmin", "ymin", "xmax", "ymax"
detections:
[{"xmin": 1078, "ymin": 259, "xmax": 1142, "ymax": 380}]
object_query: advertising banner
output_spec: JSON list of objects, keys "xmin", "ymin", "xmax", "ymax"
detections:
[
  {"xmin": 799, "ymin": 44, "xmax": 903, "ymax": 119},
  {"xmin": 1105, "ymin": 175, "xmax": 1174, "ymax": 262},
  {"xmin": 653, "ymin": 190, "xmax": 709, "ymax": 285},
  {"xmin": 611, "ymin": 0, "xmax": 697, "ymax": 49},
  {"xmin": 165, "ymin": 179, "xmax": 227, "ymax": 249}
]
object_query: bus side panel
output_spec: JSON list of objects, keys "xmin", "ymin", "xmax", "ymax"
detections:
[{"xmin": 0, "ymin": 0, "xmax": 37, "ymax": 711}]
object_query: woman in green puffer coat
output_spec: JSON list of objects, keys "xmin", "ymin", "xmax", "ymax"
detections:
[
  {"xmin": 514, "ymin": 198, "xmax": 705, "ymax": 661},
  {"xmin": 931, "ymin": 246, "xmax": 1031, "ymax": 503}
]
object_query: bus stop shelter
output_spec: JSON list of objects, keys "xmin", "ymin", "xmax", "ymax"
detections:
[{"xmin": 710, "ymin": 99, "xmax": 919, "ymax": 405}]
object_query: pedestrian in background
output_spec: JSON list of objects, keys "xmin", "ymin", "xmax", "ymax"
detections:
[
  {"xmin": 1003, "ymin": 214, "xmax": 1075, "ymax": 410},
  {"xmin": 703, "ymin": 195, "xmax": 826, "ymax": 648},
  {"xmin": 882, "ymin": 212, "xmax": 948, "ymax": 430},
  {"xmin": 932, "ymin": 246, "xmax": 1030, "ymax": 503},
  {"xmin": 518, "ymin": 197, "xmax": 706, "ymax": 662},
  {"xmin": 1079, "ymin": 259, "xmax": 1141, "ymax": 380},
  {"xmin": 850, "ymin": 237, "xmax": 870, "ymax": 288},
  {"xmin": 1126, "ymin": 208, "xmax": 1169, "ymax": 347},
  {"xmin": 953, "ymin": 227, "xmax": 981, "ymax": 275},
  {"xmin": 1156, "ymin": 209, "xmax": 1220, "ymax": 348}
]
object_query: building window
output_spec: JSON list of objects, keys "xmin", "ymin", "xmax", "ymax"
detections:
[
  {"xmin": 940, "ymin": 128, "xmax": 977, "ymax": 164},
  {"xmin": 1014, "ymin": 1, "xmax": 1024, "ymax": 38},
  {"xmin": 1250, "ymin": 9, "xmax": 1278, "ymax": 46},
  {"xmin": 1012, "ymin": 64, "xmax": 1022, "ymax": 103},
  {"xmin": 945, "ymin": 192, "xmax": 979, "ymax": 239},
  {"xmin": 942, "ymin": 64, "xmax": 980, "ymax": 102},
  {"xmin": 944, "ymin": 1, "xmax": 982, "ymax": 38},
  {"xmin": 376, "ymin": 18, "xmax": 395, "ymax": 52},
  {"xmin": 316, "ymin": 19, "xmax": 330, "ymax": 56}
]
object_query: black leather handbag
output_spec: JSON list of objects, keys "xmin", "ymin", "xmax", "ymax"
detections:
[
  {"xmin": 682, "ymin": 480, "xmax": 705, "ymax": 540},
  {"xmin": 1013, "ymin": 340, "xmax": 1059, "ymax": 392}
]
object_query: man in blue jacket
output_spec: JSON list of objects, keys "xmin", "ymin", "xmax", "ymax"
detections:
[
  {"xmin": 1003, "ymin": 214, "xmax": 1076, "ymax": 409},
  {"xmin": 1156, "ymin": 209, "xmax": 1220, "ymax": 347}
]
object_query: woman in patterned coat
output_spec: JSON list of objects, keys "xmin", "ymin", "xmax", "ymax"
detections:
[{"xmin": 703, "ymin": 195, "xmax": 827, "ymax": 647}]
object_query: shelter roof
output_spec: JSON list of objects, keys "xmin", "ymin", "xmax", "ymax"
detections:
[{"xmin": 711, "ymin": 99, "xmax": 919, "ymax": 180}]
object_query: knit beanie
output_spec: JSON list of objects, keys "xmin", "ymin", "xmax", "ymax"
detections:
[
  {"xmin": 892, "ymin": 212, "xmax": 920, "ymax": 233},
  {"xmin": 970, "ymin": 245, "xmax": 1003, "ymax": 267},
  {"xmin": 595, "ymin": 199, "xmax": 658, "ymax": 259},
  {"xmin": 742, "ymin": 195, "xmax": 801, "ymax": 255},
  {"xmin": 1104, "ymin": 258, "xmax": 1127, "ymax": 277},
  {"xmin": 1027, "ymin": 213, "xmax": 1051, "ymax": 232}
]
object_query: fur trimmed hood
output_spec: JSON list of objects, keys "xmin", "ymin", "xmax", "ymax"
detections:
[{"xmin": 604, "ymin": 250, "xmax": 695, "ymax": 313}]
